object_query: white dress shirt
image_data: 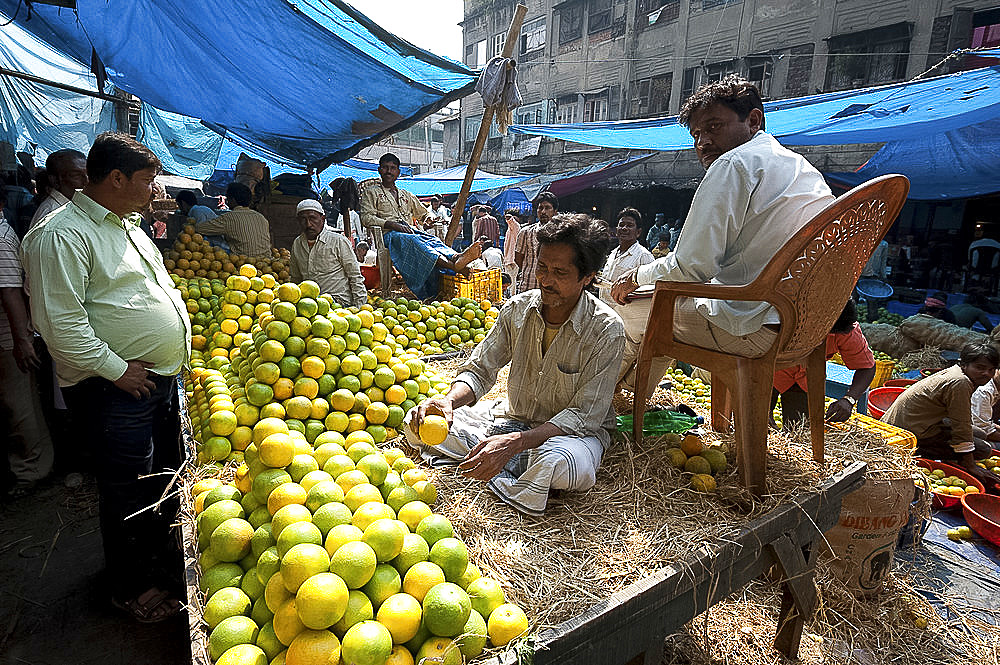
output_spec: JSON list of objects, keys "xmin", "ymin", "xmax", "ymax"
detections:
[
  {"xmin": 29, "ymin": 190, "xmax": 71, "ymax": 229},
  {"xmin": 972, "ymin": 377, "xmax": 999, "ymax": 438},
  {"xmin": 635, "ymin": 131, "xmax": 834, "ymax": 337},
  {"xmin": 599, "ymin": 241, "xmax": 653, "ymax": 303}
]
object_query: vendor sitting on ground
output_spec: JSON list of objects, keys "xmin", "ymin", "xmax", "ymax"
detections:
[
  {"xmin": 289, "ymin": 199, "xmax": 367, "ymax": 308},
  {"xmin": 406, "ymin": 214, "xmax": 625, "ymax": 515},
  {"xmin": 882, "ymin": 342, "xmax": 1000, "ymax": 488},
  {"xmin": 360, "ymin": 152, "xmax": 481, "ymax": 299},
  {"xmin": 916, "ymin": 291, "xmax": 957, "ymax": 325},
  {"xmin": 972, "ymin": 365, "xmax": 1000, "ymax": 451},
  {"xmin": 950, "ymin": 291, "xmax": 994, "ymax": 331},
  {"xmin": 771, "ymin": 299, "xmax": 875, "ymax": 428},
  {"xmin": 195, "ymin": 182, "xmax": 272, "ymax": 257}
]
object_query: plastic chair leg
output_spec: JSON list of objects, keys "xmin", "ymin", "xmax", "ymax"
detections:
[
  {"xmin": 805, "ymin": 346, "xmax": 826, "ymax": 463},
  {"xmin": 735, "ymin": 357, "xmax": 774, "ymax": 496}
]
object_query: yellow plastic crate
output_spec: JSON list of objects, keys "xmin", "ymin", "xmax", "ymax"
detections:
[
  {"xmin": 439, "ymin": 268, "xmax": 502, "ymax": 303},
  {"xmin": 827, "ymin": 410, "xmax": 917, "ymax": 450},
  {"xmin": 830, "ymin": 354, "xmax": 895, "ymax": 389},
  {"xmin": 870, "ymin": 358, "xmax": 896, "ymax": 388}
]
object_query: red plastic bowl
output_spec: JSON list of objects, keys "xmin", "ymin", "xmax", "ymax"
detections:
[
  {"xmin": 883, "ymin": 378, "xmax": 918, "ymax": 388},
  {"xmin": 914, "ymin": 458, "xmax": 986, "ymax": 510},
  {"xmin": 920, "ymin": 367, "xmax": 945, "ymax": 378},
  {"xmin": 868, "ymin": 386, "xmax": 907, "ymax": 419},
  {"xmin": 961, "ymin": 493, "xmax": 1000, "ymax": 547},
  {"xmin": 360, "ymin": 263, "xmax": 380, "ymax": 290}
]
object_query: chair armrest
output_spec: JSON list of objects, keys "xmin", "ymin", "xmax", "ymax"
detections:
[{"xmin": 652, "ymin": 279, "xmax": 772, "ymax": 305}]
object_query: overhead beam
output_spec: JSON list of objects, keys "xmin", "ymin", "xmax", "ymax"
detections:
[{"xmin": 0, "ymin": 65, "xmax": 120, "ymax": 102}]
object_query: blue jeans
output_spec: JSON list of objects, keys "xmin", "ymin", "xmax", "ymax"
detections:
[{"xmin": 62, "ymin": 373, "xmax": 181, "ymax": 598}]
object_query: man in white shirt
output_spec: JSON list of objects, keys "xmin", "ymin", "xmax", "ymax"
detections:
[
  {"xmin": 480, "ymin": 236, "xmax": 504, "ymax": 269},
  {"xmin": 611, "ymin": 76, "xmax": 835, "ymax": 400},
  {"xmin": 30, "ymin": 149, "xmax": 88, "ymax": 229},
  {"xmin": 598, "ymin": 207, "xmax": 654, "ymax": 304},
  {"xmin": 972, "ymin": 368, "xmax": 1000, "ymax": 451}
]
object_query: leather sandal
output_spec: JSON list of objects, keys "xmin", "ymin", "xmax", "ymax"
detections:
[{"xmin": 111, "ymin": 586, "xmax": 183, "ymax": 623}]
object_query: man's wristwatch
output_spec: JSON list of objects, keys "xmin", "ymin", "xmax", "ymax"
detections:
[{"xmin": 841, "ymin": 395, "xmax": 857, "ymax": 407}]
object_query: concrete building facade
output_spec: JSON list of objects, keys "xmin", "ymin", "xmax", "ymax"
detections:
[{"xmin": 452, "ymin": 0, "xmax": 1000, "ymax": 228}]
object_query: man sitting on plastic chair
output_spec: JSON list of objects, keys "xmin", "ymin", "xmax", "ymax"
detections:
[
  {"xmin": 360, "ymin": 152, "xmax": 481, "ymax": 299},
  {"xmin": 610, "ymin": 75, "xmax": 834, "ymax": 401}
]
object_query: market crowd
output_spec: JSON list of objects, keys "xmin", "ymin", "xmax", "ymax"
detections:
[{"xmin": 2, "ymin": 76, "xmax": 1000, "ymax": 623}]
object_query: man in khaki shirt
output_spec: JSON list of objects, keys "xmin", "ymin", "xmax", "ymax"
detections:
[
  {"xmin": 360, "ymin": 152, "xmax": 480, "ymax": 299},
  {"xmin": 21, "ymin": 132, "xmax": 189, "ymax": 622},
  {"xmin": 196, "ymin": 181, "xmax": 272, "ymax": 257},
  {"xmin": 407, "ymin": 214, "xmax": 625, "ymax": 515},
  {"xmin": 882, "ymin": 342, "xmax": 1000, "ymax": 489},
  {"xmin": 289, "ymin": 199, "xmax": 366, "ymax": 307}
]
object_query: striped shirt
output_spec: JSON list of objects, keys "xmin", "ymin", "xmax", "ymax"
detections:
[
  {"xmin": 0, "ymin": 217, "xmax": 23, "ymax": 351},
  {"xmin": 455, "ymin": 290, "xmax": 625, "ymax": 448},
  {"xmin": 196, "ymin": 206, "xmax": 272, "ymax": 256},
  {"xmin": 514, "ymin": 223, "xmax": 539, "ymax": 292}
]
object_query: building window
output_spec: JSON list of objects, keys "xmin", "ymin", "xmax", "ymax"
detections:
[
  {"xmin": 701, "ymin": 0, "xmax": 739, "ymax": 9},
  {"xmin": 491, "ymin": 32, "xmax": 505, "ymax": 58},
  {"xmin": 515, "ymin": 101, "xmax": 546, "ymax": 125},
  {"xmin": 556, "ymin": 96, "xmax": 579, "ymax": 124},
  {"xmin": 520, "ymin": 17, "xmax": 546, "ymax": 55},
  {"xmin": 825, "ymin": 23, "xmax": 912, "ymax": 91},
  {"xmin": 583, "ymin": 93, "xmax": 608, "ymax": 122},
  {"xmin": 559, "ymin": 2, "xmax": 584, "ymax": 44},
  {"xmin": 638, "ymin": 0, "xmax": 679, "ymax": 27},
  {"xmin": 464, "ymin": 114, "xmax": 482, "ymax": 151},
  {"xmin": 634, "ymin": 72, "xmax": 672, "ymax": 117},
  {"xmin": 681, "ymin": 60, "xmax": 738, "ymax": 101},
  {"xmin": 588, "ymin": 0, "xmax": 613, "ymax": 34},
  {"xmin": 745, "ymin": 58, "xmax": 773, "ymax": 97},
  {"xmin": 465, "ymin": 39, "xmax": 488, "ymax": 68}
]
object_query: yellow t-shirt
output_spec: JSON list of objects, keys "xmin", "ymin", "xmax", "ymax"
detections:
[{"xmin": 541, "ymin": 324, "xmax": 560, "ymax": 354}]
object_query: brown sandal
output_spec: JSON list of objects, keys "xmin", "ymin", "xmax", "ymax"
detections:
[{"xmin": 111, "ymin": 587, "xmax": 183, "ymax": 623}]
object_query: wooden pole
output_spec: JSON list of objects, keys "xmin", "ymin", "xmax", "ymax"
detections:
[{"xmin": 445, "ymin": 4, "xmax": 528, "ymax": 245}]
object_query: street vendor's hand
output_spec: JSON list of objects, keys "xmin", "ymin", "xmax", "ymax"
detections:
[
  {"xmin": 385, "ymin": 220, "xmax": 414, "ymax": 234},
  {"xmin": 114, "ymin": 360, "xmax": 156, "ymax": 399},
  {"xmin": 12, "ymin": 334, "xmax": 40, "ymax": 373},
  {"xmin": 610, "ymin": 268, "xmax": 640, "ymax": 305},
  {"xmin": 410, "ymin": 396, "xmax": 455, "ymax": 436},
  {"xmin": 458, "ymin": 431, "xmax": 524, "ymax": 481},
  {"xmin": 965, "ymin": 462, "xmax": 1000, "ymax": 490},
  {"xmin": 824, "ymin": 398, "xmax": 854, "ymax": 423}
]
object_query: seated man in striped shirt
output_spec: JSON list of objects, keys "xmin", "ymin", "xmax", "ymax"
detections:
[
  {"xmin": 196, "ymin": 182, "xmax": 272, "ymax": 257},
  {"xmin": 406, "ymin": 214, "xmax": 625, "ymax": 515}
]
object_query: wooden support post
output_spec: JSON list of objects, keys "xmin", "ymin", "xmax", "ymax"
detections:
[{"xmin": 445, "ymin": 4, "xmax": 528, "ymax": 245}]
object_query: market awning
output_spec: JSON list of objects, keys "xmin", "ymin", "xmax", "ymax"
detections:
[
  {"xmin": 0, "ymin": 0, "xmax": 476, "ymax": 171},
  {"xmin": 508, "ymin": 62, "xmax": 1000, "ymax": 199},
  {"xmin": 509, "ymin": 65, "xmax": 1000, "ymax": 149},
  {"xmin": 397, "ymin": 166, "xmax": 536, "ymax": 197},
  {"xmin": 0, "ymin": 14, "xmax": 115, "ymax": 160}
]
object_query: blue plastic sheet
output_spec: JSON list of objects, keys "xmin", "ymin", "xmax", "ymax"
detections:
[
  {"xmin": 0, "ymin": 0, "xmax": 476, "ymax": 170},
  {"xmin": 137, "ymin": 103, "xmax": 224, "ymax": 180},
  {"xmin": 0, "ymin": 14, "xmax": 115, "ymax": 160}
]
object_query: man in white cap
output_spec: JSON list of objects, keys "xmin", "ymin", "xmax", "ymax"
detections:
[{"xmin": 289, "ymin": 199, "xmax": 367, "ymax": 307}]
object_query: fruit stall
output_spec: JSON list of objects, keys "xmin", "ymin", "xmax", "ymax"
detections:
[{"xmin": 162, "ymin": 243, "xmax": 1000, "ymax": 665}]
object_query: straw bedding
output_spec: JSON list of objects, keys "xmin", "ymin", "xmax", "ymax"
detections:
[{"xmin": 417, "ymin": 360, "xmax": 1000, "ymax": 664}]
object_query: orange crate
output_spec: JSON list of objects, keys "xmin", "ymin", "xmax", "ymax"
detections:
[
  {"xmin": 439, "ymin": 268, "xmax": 501, "ymax": 303},
  {"xmin": 827, "ymin": 410, "xmax": 916, "ymax": 450}
]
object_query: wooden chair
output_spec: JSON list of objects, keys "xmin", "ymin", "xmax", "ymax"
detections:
[
  {"xmin": 357, "ymin": 177, "xmax": 394, "ymax": 296},
  {"xmin": 632, "ymin": 174, "xmax": 910, "ymax": 495}
]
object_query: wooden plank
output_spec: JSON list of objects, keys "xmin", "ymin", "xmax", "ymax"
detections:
[
  {"xmin": 485, "ymin": 462, "xmax": 867, "ymax": 665},
  {"xmin": 445, "ymin": 4, "xmax": 528, "ymax": 245}
]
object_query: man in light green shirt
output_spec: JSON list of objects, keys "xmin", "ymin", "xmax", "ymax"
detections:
[{"xmin": 20, "ymin": 132, "xmax": 190, "ymax": 623}]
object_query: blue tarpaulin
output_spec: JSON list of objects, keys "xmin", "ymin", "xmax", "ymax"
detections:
[
  {"xmin": 510, "ymin": 62, "xmax": 1000, "ymax": 199},
  {"xmin": 0, "ymin": 0, "xmax": 476, "ymax": 171},
  {"xmin": 396, "ymin": 166, "xmax": 535, "ymax": 197},
  {"xmin": 0, "ymin": 14, "xmax": 115, "ymax": 161}
]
